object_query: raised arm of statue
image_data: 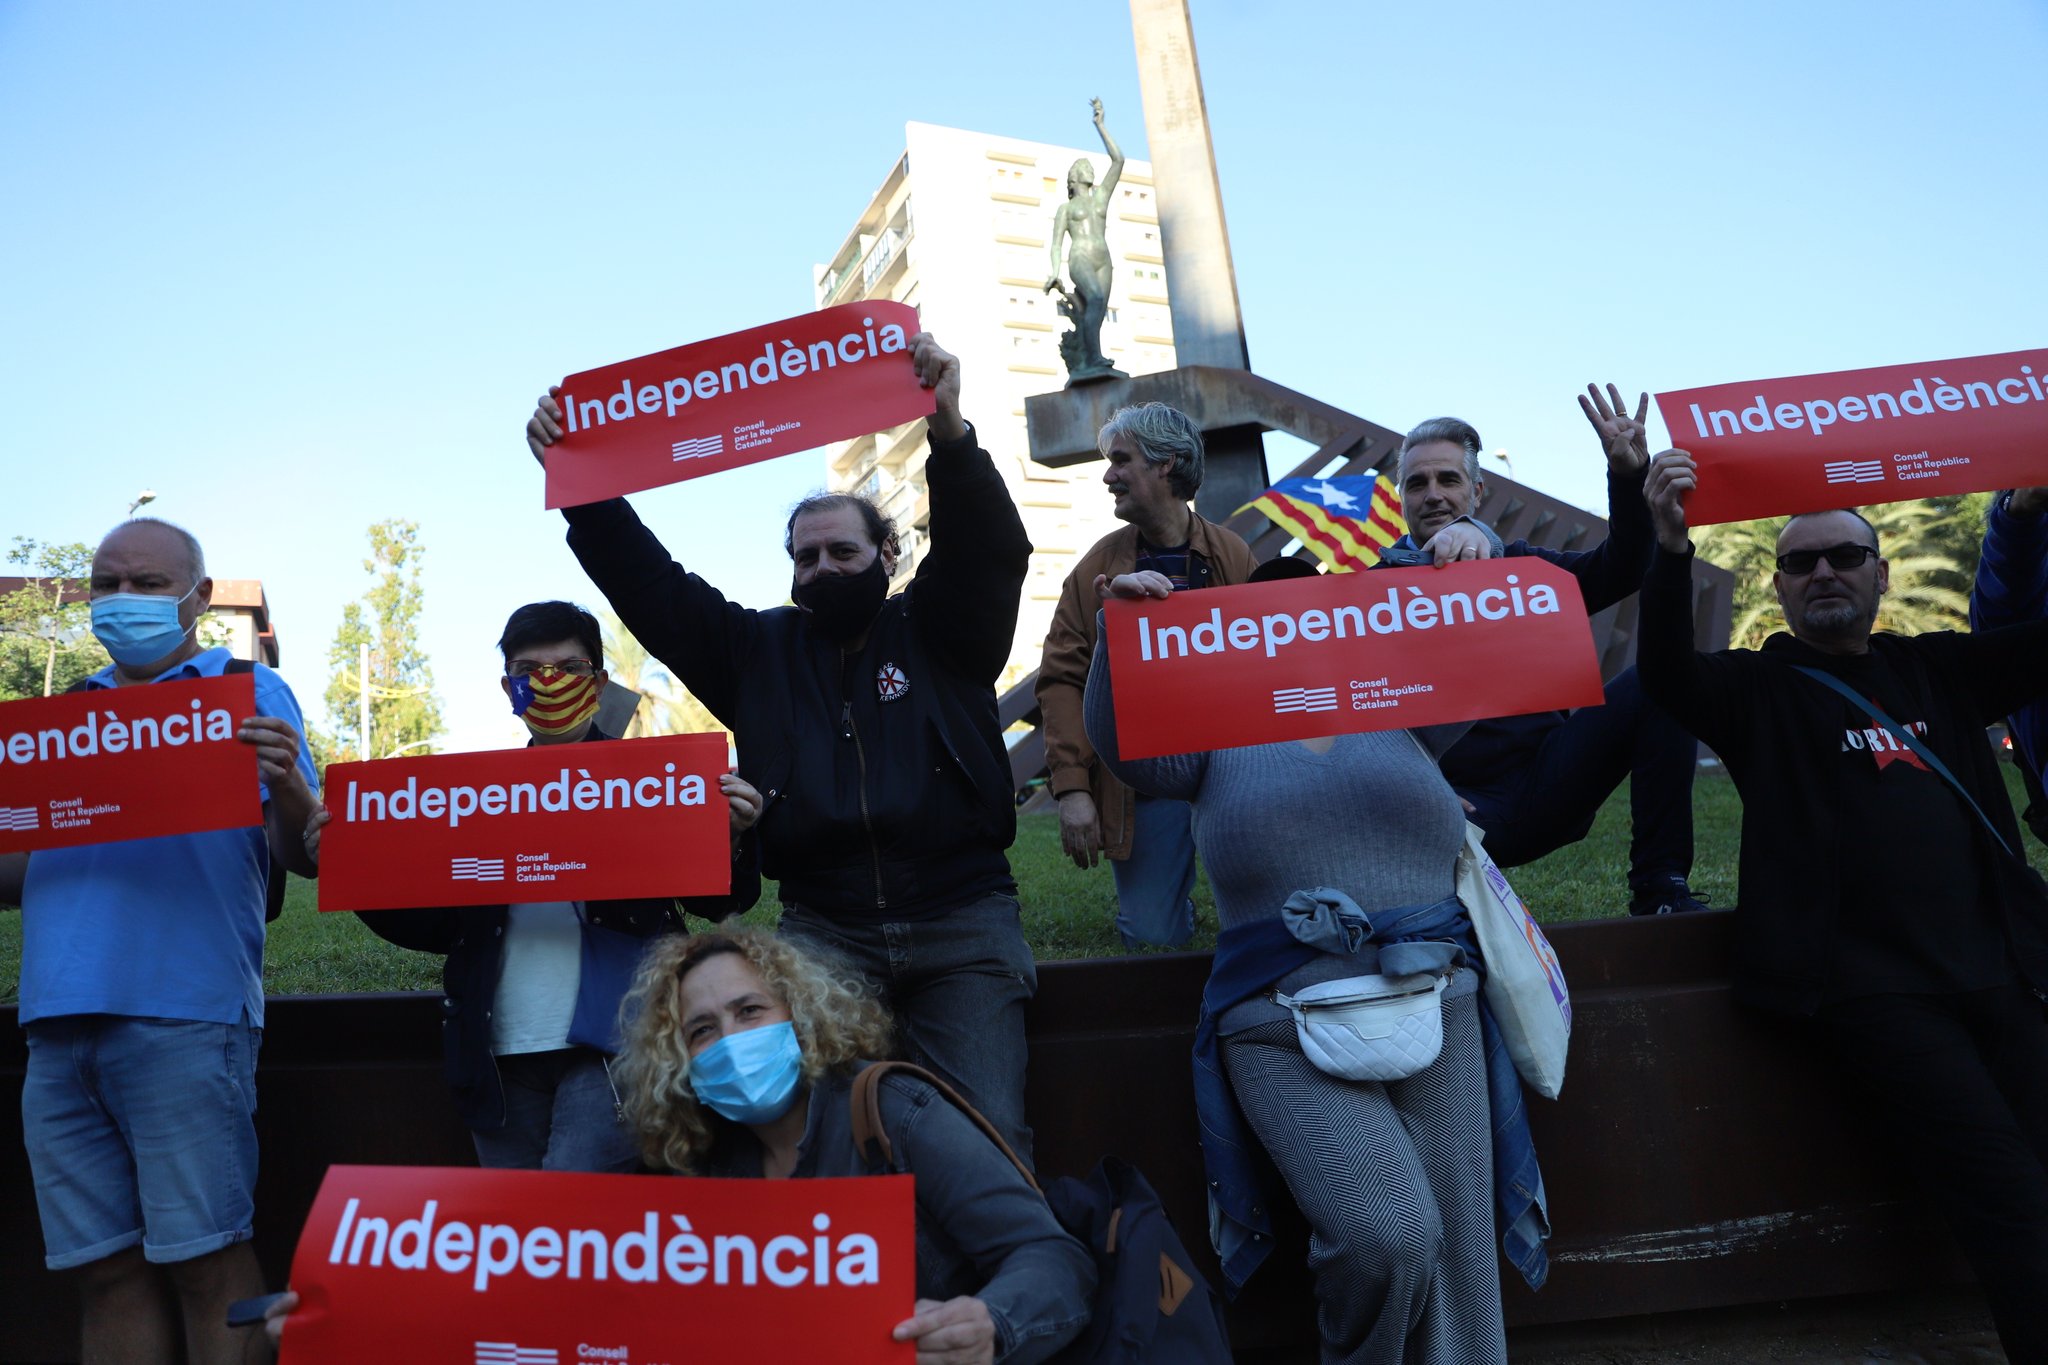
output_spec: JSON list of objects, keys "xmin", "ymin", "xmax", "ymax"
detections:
[{"xmin": 1093, "ymin": 97, "xmax": 1124, "ymax": 201}]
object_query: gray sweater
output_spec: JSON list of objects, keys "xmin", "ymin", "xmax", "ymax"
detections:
[
  {"xmin": 1084, "ymin": 630, "xmax": 1471, "ymax": 1027},
  {"xmin": 702, "ymin": 1065, "xmax": 1094, "ymax": 1364}
]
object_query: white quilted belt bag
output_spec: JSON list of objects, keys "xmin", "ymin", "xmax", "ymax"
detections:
[{"xmin": 1270, "ymin": 972, "xmax": 1449, "ymax": 1082}]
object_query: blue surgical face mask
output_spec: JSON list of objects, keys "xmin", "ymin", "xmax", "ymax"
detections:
[
  {"xmin": 91, "ymin": 585, "xmax": 199, "ymax": 667},
  {"xmin": 689, "ymin": 1020, "xmax": 803, "ymax": 1125}
]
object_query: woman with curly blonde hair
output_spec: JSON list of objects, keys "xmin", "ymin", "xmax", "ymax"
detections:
[{"xmin": 613, "ymin": 927, "xmax": 1094, "ymax": 1365}]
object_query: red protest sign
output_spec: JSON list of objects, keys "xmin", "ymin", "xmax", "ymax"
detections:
[
  {"xmin": 544, "ymin": 301, "xmax": 931, "ymax": 508},
  {"xmin": 0, "ymin": 673, "xmax": 261, "ymax": 853},
  {"xmin": 317, "ymin": 733, "xmax": 731, "ymax": 911},
  {"xmin": 277, "ymin": 1165, "xmax": 916, "ymax": 1365},
  {"xmin": 1654, "ymin": 348, "xmax": 2048, "ymax": 525},
  {"xmin": 1103, "ymin": 558, "xmax": 1605, "ymax": 760}
]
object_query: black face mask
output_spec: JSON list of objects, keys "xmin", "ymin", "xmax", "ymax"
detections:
[{"xmin": 792, "ymin": 554, "xmax": 890, "ymax": 643}]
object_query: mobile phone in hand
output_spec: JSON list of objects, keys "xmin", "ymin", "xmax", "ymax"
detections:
[{"xmin": 226, "ymin": 1291, "xmax": 291, "ymax": 1328}]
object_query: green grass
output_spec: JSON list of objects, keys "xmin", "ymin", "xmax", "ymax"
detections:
[{"xmin": 2, "ymin": 767, "xmax": 2042, "ymax": 1000}]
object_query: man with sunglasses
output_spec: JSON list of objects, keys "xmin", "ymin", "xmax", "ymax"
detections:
[
  {"xmin": 315, "ymin": 600, "xmax": 762, "ymax": 1172},
  {"xmin": 1641, "ymin": 451, "xmax": 2048, "ymax": 1360},
  {"xmin": 1970, "ymin": 486, "xmax": 2048, "ymax": 844}
]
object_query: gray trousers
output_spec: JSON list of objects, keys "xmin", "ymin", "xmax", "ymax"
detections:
[{"xmin": 1222, "ymin": 975, "xmax": 1505, "ymax": 1365}]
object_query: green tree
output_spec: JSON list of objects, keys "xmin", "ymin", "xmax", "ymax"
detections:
[
  {"xmin": 599, "ymin": 612, "xmax": 722, "ymax": 736},
  {"xmin": 1693, "ymin": 492, "xmax": 1991, "ymax": 648},
  {"xmin": 323, "ymin": 519, "xmax": 444, "ymax": 763},
  {"xmin": 0, "ymin": 538, "xmax": 107, "ymax": 700}
]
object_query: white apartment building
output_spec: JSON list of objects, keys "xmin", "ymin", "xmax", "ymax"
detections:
[{"xmin": 813, "ymin": 120, "xmax": 1179, "ymax": 692}]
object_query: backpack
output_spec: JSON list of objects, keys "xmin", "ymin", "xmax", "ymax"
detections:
[
  {"xmin": 849, "ymin": 1061, "xmax": 1234, "ymax": 1365},
  {"xmin": 68, "ymin": 658, "xmax": 289, "ymax": 922}
]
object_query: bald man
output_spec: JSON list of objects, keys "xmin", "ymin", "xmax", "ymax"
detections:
[{"xmin": 0, "ymin": 517, "xmax": 319, "ymax": 1364}]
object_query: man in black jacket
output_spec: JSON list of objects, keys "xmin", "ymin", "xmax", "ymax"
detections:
[
  {"xmin": 1378, "ymin": 390, "xmax": 1703, "ymax": 915},
  {"xmin": 321, "ymin": 601, "xmax": 761, "ymax": 1170},
  {"xmin": 524, "ymin": 335, "xmax": 1043, "ymax": 1159},
  {"xmin": 1641, "ymin": 451, "xmax": 2048, "ymax": 1359}
]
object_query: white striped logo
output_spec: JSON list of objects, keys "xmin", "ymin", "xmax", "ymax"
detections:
[
  {"xmin": 475, "ymin": 1344, "xmax": 558, "ymax": 1365},
  {"xmin": 1823, "ymin": 459, "xmax": 1885, "ymax": 484},
  {"xmin": 671, "ymin": 434, "xmax": 725, "ymax": 462},
  {"xmin": 1272, "ymin": 686, "xmax": 1339, "ymax": 715},
  {"xmin": 0, "ymin": 806, "xmax": 39, "ymax": 832},
  {"xmin": 450, "ymin": 856, "xmax": 506, "ymax": 882}
]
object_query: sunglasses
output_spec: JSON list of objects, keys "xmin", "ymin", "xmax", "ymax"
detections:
[{"xmin": 1774, "ymin": 543, "xmax": 1878, "ymax": 575}]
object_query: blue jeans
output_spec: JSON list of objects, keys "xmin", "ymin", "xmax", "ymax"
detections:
[
  {"xmin": 468, "ymin": 1047, "xmax": 640, "ymax": 1173},
  {"xmin": 1111, "ymin": 794, "xmax": 1198, "ymax": 949},
  {"xmin": 23, "ymin": 1016, "xmax": 261, "ymax": 1269},
  {"xmin": 779, "ymin": 892, "xmax": 1038, "ymax": 1164}
]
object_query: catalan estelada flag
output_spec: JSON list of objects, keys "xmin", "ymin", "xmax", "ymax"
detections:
[{"xmin": 1237, "ymin": 474, "xmax": 1407, "ymax": 572}]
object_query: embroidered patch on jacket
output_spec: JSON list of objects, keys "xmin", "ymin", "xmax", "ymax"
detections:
[{"xmin": 876, "ymin": 662, "xmax": 910, "ymax": 702}]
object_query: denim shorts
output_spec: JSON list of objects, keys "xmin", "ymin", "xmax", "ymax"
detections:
[{"xmin": 22, "ymin": 1015, "xmax": 262, "ymax": 1269}]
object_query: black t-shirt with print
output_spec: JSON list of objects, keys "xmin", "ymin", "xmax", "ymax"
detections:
[{"xmin": 1819, "ymin": 650, "xmax": 2012, "ymax": 1001}]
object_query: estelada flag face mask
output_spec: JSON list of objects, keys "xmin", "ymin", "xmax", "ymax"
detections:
[{"xmin": 509, "ymin": 668, "xmax": 600, "ymax": 738}]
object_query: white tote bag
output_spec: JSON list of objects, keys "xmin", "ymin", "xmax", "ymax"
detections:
[{"xmin": 1455, "ymin": 821, "xmax": 1571, "ymax": 1099}]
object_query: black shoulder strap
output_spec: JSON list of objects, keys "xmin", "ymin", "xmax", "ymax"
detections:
[{"xmin": 1790, "ymin": 663, "xmax": 2017, "ymax": 861}]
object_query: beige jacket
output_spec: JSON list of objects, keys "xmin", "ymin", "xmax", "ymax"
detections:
[{"xmin": 1034, "ymin": 513, "xmax": 1258, "ymax": 859}]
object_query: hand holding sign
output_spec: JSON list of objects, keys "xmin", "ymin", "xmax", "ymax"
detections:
[
  {"xmin": 910, "ymin": 333, "xmax": 965, "ymax": 444},
  {"xmin": 533, "ymin": 301, "xmax": 935, "ymax": 508},
  {"xmin": 1653, "ymin": 348, "xmax": 2048, "ymax": 524},
  {"xmin": 1645, "ymin": 450, "xmax": 1698, "ymax": 555},
  {"xmin": 0, "ymin": 675, "xmax": 263, "ymax": 853},
  {"xmin": 1102, "ymin": 558, "xmax": 1604, "ymax": 759}
]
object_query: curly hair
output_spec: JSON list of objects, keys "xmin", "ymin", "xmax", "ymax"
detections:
[{"xmin": 613, "ymin": 927, "xmax": 895, "ymax": 1174}]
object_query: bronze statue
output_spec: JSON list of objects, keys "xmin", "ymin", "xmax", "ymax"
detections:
[{"xmin": 1045, "ymin": 97, "xmax": 1127, "ymax": 383}]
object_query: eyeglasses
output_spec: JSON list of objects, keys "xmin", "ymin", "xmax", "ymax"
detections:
[
  {"xmin": 506, "ymin": 658, "xmax": 596, "ymax": 678},
  {"xmin": 1774, "ymin": 543, "xmax": 1879, "ymax": 576}
]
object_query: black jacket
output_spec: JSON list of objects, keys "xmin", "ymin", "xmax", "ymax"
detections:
[
  {"xmin": 561, "ymin": 424, "xmax": 1032, "ymax": 921},
  {"xmin": 1637, "ymin": 546, "xmax": 2048, "ymax": 1014},
  {"xmin": 356, "ymin": 728, "xmax": 759, "ymax": 1130}
]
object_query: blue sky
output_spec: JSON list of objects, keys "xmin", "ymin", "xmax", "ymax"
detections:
[{"xmin": 4, "ymin": 0, "xmax": 2043, "ymax": 752}]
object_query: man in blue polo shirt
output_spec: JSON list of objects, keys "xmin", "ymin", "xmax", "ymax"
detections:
[{"xmin": 0, "ymin": 517, "xmax": 319, "ymax": 1364}]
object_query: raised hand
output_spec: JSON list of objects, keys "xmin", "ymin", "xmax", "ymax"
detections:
[
  {"xmin": 526, "ymin": 385, "xmax": 565, "ymax": 467},
  {"xmin": 1645, "ymin": 450, "xmax": 1697, "ymax": 553},
  {"xmin": 1578, "ymin": 383, "xmax": 1651, "ymax": 474},
  {"xmin": 909, "ymin": 333, "xmax": 965, "ymax": 444}
]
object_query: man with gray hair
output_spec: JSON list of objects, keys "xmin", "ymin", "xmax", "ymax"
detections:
[
  {"xmin": 1037, "ymin": 401, "xmax": 1257, "ymax": 947},
  {"xmin": 1379, "ymin": 389, "xmax": 1704, "ymax": 917},
  {"xmin": 0, "ymin": 516, "xmax": 320, "ymax": 1362}
]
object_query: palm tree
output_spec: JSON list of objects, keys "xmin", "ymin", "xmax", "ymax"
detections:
[
  {"xmin": 599, "ymin": 612, "xmax": 722, "ymax": 737},
  {"xmin": 1693, "ymin": 493, "xmax": 1991, "ymax": 648}
]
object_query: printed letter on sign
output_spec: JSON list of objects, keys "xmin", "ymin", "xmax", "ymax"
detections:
[
  {"xmin": 1654, "ymin": 348, "xmax": 2048, "ymax": 525},
  {"xmin": 1102, "ymin": 558, "xmax": 1604, "ymax": 760},
  {"xmin": 318, "ymin": 732, "xmax": 731, "ymax": 911},
  {"xmin": 276, "ymin": 1166, "xmax": 915, "ymax": 1363},
  {"xmin": 0, "ymin": 674, "xmax": 260, "ymax": 853},
  {"xmin": 544, "ymin": 300, "xmax": 930, "ymax": 507}
]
